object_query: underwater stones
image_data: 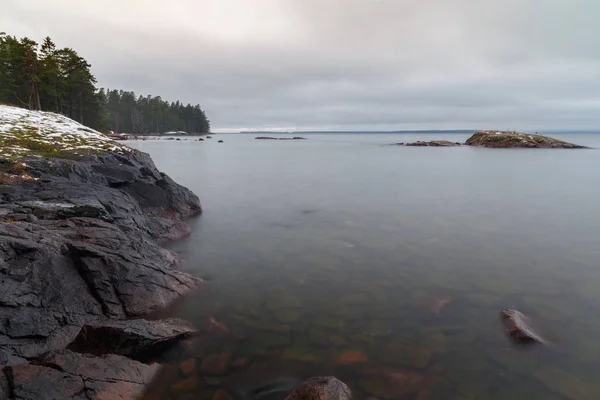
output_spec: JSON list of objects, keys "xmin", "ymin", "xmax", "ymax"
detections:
[
  {"xmin": 274, "ymin": 309, "xmax": 301, "ymax": 323},
  {"xmin": 180, "ymin": 358, "xmax": 196, "ymax": 377},
  {"xmin": 212, "ymin": 388, "xmax": 235, "ymax": 400},
  {"xmin": 266, "ymin": 290, "xmax": 302, "ymax": 310},
  {"xmin": 309, "ymin": 326, "xmax": 334, "ymax": 346},
  {"xmin": 380, "ymin": 338, "xmax": 433, "ymax": 369},
  {"xmin": 340, "ymin": 293, "xmax": 371, "ymax": 306},
  {"xmin": 232, "ymin": 357, "xmax": 249, "ymax": 368},
  {"xmin": 358, "ymin": 368, "xmax": 429, "ymax": 399},
  {"xmin": 170, "ymin": 377, "xmax": 199, "ymax": 395},
  {"xmin": 282, "ymin": 348, "xmax": 320, "ymax": 363},
  {"xmin": 486, "ymin": 347, "xmax": 539, "ymax": 376},
  {"xmin": 335, "ymin": 350, "xmax": 369, "ymax": 365},
  {"xmin": 200, "ymin": 353, "xmax": 231, "ymax": 375},
  {"xmin": 423, "ymin": 331, "xmax": 447, "ymax": 354},
  {"xmin": 311, "ymin": 316, "xmax": 346, "ymax": 330},
  {"xmin": 253, "ymin": 331, "xmax": 291, "ymax": 348},
  {"xmin": 534, "ymin": 367, "xmax": 600, "ymax": 400}
]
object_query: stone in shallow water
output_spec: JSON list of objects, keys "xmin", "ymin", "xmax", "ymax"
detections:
[
  {"xmin": 282, "ymin": 348, "xmax": 320, "ymax": 363},
  {"xmin": 180, "ymin": 358, "xmax": 196, "ymax": 377},
  {"xmin": 200, "ymin": 353, "xmax": 231, "ymax": 375},
  {"xmin": 285, "ymin": 376, "xmax": 351, "ymax": 400},
  {"xmin": 171, "ymin": 376, "xmax": 199, "ymax": 395},
  {"xmin": 380, "ymin": 338, "xmax": 433, "ymax": 369},
  {"xmin": 212, "ymin": 388, "xmax": 235, "ymax": 400},
  {"xmin": 358, "ymin": 367, "xmax": 430, "ymax": 399},
  {"xmin": 309, "ymin": 326, "xmax": 334, "ymax": 346},
  {"xmin": 335, "ymin": 350, "xmax": 369, "ymax": 365},
  {"xmin": 274, "ymin": 308, "xmax": 301, "ymax": 323},
  {"xmin": 266, "ymin": 290, "xmax": 302, "ymax": 311}
]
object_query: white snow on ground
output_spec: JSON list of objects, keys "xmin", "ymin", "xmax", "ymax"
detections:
[{"xmin": 0, "ymin": 104, "xmax": 131, "ymax": 158}]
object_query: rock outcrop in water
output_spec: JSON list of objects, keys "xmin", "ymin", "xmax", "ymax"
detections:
[
  {"xmin": 500, "ymin": 309, "xmax": 549, "ymax": 345},
  {"xmin": 466, "ymin": 130, "xmax": 587, "ymax": 148},
  {"xmin": 255, "ymin": 136, "xmax": 306, "ymax": 140},
  {"xmin": 0, "ymin": 105, "xmax": 203, "ymax": 399},
  {"xmin": 402, "ymin": 140, "xmax": 461, "ymax": 147}
]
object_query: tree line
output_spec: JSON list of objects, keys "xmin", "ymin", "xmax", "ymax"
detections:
[{"xmin": 0, "ymin": 33, "xmax": 210, "ymax": 134}]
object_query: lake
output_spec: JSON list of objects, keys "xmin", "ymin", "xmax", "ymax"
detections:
[{"xmin": 128, "ymin": 133, "xmax": 600, "ymax": 400}]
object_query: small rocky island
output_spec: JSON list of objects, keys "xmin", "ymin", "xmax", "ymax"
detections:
[
  {"xmin": 465, "ymin": 130, "xmax": 587, "ymax": 148},
  {"xmin": 0, "ymin": 105, "xmax": 204, "ymax": 399},
  {"xmin": 398, "ymin": 131, "xmax": 587, "ymax": 148}
]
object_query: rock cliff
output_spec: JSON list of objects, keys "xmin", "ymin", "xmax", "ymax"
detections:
[{"xmin": 0, "ymin": 105, "xmax": 203, "ymax": 399}]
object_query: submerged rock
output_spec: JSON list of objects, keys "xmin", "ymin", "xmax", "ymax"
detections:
[
  {"xmin": 500, "ymin": 309, "xmax": 549, "ymax": 345},
  {"xmin": 466, "ymin": 130, "xmax": 587, "ymax": 148},
  {"xmin": 359, "ymin": 367, "xmax": 431, "ymax": 399},
  {"xmin": 380, "ymin": 338, "xmax": 433, "ymax": 369},
  {"xmin": 285, "ymin": 376, "xmax": 351, "ymax": 400}
]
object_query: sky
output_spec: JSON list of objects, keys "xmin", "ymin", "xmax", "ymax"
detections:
[{"xmin": 2, "ymin": 0, "xmax": 600, "ymax": 132}]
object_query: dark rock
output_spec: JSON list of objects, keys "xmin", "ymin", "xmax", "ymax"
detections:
[
  {"xmin": 404, "ymin": 140, "xmax": 460, "ymax": 147},
  {"xmin": 466, "ymin": 130, "xmax": 587, "ymax": 148},
  {"xmin": 67, "ymin": 318, "xmax": 197, "ymax": 361},
  {"xmin": 5, "ymin": 349, "xmax": 159, "ymax": 400},
  {"xmin": 0, "ymin": 151, "xmax": 203, "ymax": 363},
  {"xmin": 285, "ymin": 376, "xmax": 352, "ymax": 400},
  {"xmin": 500, "ymin": 309, "xmax": 549, "ymax": 344},
  {"xmin": 199, "ymin": 138, "xmax": 204, "ymax": 141},
  {"xmin": 255, "ymin": 136, "xmax": 307, "ymax": 141},
  {"xmin": 0, "ymin": 369, "xmax": 9, "ymax": 400},
  {"xmin": 218, "ymin": 140, "xmax": 224, "ymax": 143},
  {"xmin": 207, "ymin": 136, "xmax": 212, "ymax": 138}
]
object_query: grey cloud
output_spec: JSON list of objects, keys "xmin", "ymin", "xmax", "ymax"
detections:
[{"xmin": 2, "ymin": 0, "xmax": 600, "ymax": 131}]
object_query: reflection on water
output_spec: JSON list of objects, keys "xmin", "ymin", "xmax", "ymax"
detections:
[{"xmin": 129, "ymin": 134, "xmax": 600, "ymax": 399}]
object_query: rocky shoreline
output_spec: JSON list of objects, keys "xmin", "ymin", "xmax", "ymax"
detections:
[{"xmin": 0, "ymin": 148, "xmax": 208, "ymax": 399}]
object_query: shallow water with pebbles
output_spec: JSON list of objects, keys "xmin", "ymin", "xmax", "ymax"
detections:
[{"xmin": 130, "ymin": 133, "xmax": 600, "ymax": 399}]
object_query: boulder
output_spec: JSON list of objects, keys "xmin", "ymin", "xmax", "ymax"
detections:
[
  {"xmin": 285, "ymin": 376, "xmax": 351, "ymax": 400},
  {"xmin": 67, "ymin": 318, "xmax": 197, "ymax": 361},
  {"xmin": 499, "ymin": 309, "xmax": 549, "ymax": 345},
  {"xmin": 465, "ymin": 130, "xmax": 587, "ymax": 148}
]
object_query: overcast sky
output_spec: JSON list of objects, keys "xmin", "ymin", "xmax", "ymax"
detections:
[{"xmin": 2, "ymin": 0, "xmax": 599, "ymax": 132}]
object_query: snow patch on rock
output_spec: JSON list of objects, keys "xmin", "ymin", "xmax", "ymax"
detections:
[{"xmin": 0, "ymin": 104, "xmax": 131, "ymax": 158}]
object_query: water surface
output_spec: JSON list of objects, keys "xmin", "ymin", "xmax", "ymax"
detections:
[{"xmin": 129, "ymin": 133, "xmax": 600, "ymax": 400}]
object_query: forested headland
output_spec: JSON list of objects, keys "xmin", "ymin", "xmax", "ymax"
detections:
[{"xmin": 0, "ymin": 33, "xmax": 210, "ymax": 134}]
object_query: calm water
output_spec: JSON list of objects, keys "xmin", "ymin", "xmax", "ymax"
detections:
[{"xmin": 129, "ymin": 134, "xmax": 600, "ymax": 400}]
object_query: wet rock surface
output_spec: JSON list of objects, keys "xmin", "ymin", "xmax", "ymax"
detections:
[
  {"xmin": 465, "ymin": 130, "xmax": 587, "ymax": 148},
  {"xmin": 285, "ymin": 376, "xmax": 351, "ymax": 400},
  {"xmin": 67, "ymin": 318, "xmax": 197, "ymax": 361},
  {"xmin": 0, "ymin": 150, "xmax": 203, "ymax": 398},
  {"xmin": 500, "ymin": 309, "xmax": 548, "ymax": 345},
  {"xmin": 5, "ymin": 349, "xmax": 160, "ymax": 400}
]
